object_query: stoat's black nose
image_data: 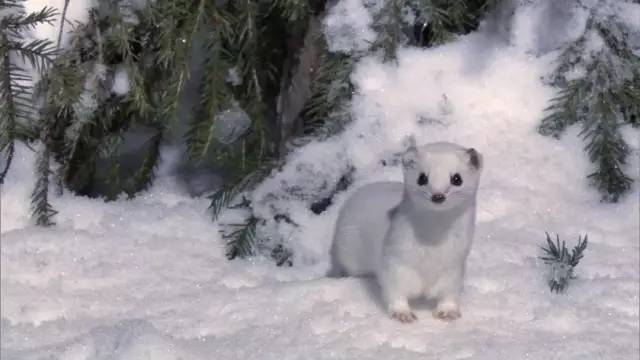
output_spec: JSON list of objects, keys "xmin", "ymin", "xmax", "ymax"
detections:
[{"xmin": 431, "ymin": 194, "xmax": 446, "ymax": 204}]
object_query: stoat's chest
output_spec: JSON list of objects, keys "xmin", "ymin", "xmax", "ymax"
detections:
[{"xmin": 390, "ymin": 210, "xmax": 473, "ymax": 276}]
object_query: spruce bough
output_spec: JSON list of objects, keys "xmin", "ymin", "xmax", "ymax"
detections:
[{"xmin": 539, "ymin": 10, "xmax": 639, "ymax": 202}]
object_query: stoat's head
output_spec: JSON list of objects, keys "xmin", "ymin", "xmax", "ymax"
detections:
[{"xmin": 401, "ymin": 140, "xmax": 483, "ymax": 211}]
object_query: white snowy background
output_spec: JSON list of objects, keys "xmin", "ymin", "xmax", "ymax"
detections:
[{"xmin": 2, "ymin": 0, "xmax": 639, "ymax": 359}]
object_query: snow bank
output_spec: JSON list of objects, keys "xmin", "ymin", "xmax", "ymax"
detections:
[
  {"xmin": 322, "ymin": 0, "xmax": 378, "ymax": 54},
  {"xmin": 1, "ymin": 0, "xmax": 639, "ymax": 359}
]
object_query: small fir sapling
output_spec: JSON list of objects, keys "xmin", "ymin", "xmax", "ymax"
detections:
[{"xmin": 539, "ymin": 232, "xmax": 589, "ymax": 293}]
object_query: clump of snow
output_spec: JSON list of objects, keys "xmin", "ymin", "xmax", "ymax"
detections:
[
  {"xmin": 323, "ymin": 0, "xmax": 378, "ymax": 54},
  {"xmin": 214, "ymin": 104, "xmax": 252, "ymax": 145},
  {"xmin": 584, "ymin": 29, "xmax": 606, "ymax": 57},
  {"xmin": 70, "ymin": 63, "xmax": 107, "ymax": 125},
  {"xmin": 2, "ymin": 0, "xmax": 639, "ymax": 359},
  {"xmin": 111, "ymin": 65, "xmax": 130, "ymax": 96},
  {"xmin": 508, "ymin": 0, "xmax": 590, "ymax": 53},
  {"xmin": 225, "ymin": 67, "xmax": 243, "ymax": 86}
]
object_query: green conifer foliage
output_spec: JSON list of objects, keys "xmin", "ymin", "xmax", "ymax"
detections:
[
  {"xmin": 0, "ymin": 0, "xmax": 57, "ymax": 184},
  {"xmin": 0, "ymin": 0, "xmax": 59, "ymax": 225},
  {"xmin": 296, "ymin": 43, "xmax": 353, "ymax": 144},
  {"xmin": 219, "ymin": 0, "xmax": 499, "ymax": 260},
  {"xmin": 540, "ymin": 13, "xmax": 639, "ymax": 202},
  {"xmin": 25, "ymin": 0, "xmax": 307, "ymax": 205},
  {"xmin": 372, "ymin": 0, "xmax": 405, "ymax": 62},
  {"xmin": 372, "ymin": 0, "xmax": 497, "ymax": 62},
  {"xmin": 2, "ymin": 0, "xmax": 315, "ymax": 234}
]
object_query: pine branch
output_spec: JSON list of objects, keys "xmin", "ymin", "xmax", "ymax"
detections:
[
  {"xmin": 0, "ymin": 6, "xmax": 58, "ymax": 37},
  {"xmin": 125, "ymin": 60, "xmax": 150, "ymax": 116},
  {"xmin": 538, "ymin": 80, "xmax": 584, "ymax": 138},
  {"xmin": 98, "ymin": 4, "xmax": 150, "ymax": 117},
  {"xmin": 0, "ymin": 0, "xmax": 23, "ymax": 10},
  {"xmin": 186, "ymin": 21, "xmax": 233, "ymax": 160},
  {"xmin": 207, "ymin": 154, "xmax": 274, "ymax": 218},
  {"xmin": 224, "ymin": 215, "xmax": 258, "ymax": 260},
  {"xmin": 410, "ymin": 0, "xmax": 474, "ymax": 46},
  {"xmin": 8, "ymin": 39, "xmax": 57, "ymax": 74},
  {"xmin": 129, "ymin": 128, "xmax": 162, "ymax": 196},
  {"xmin": 208, "ymin": 184, "xmax": 243, "ymax": 221},
  {"xmin": 275, "ymin": 0, "xmax": 310, "ymax": 24},
  {"xmin": 0, "ymin": 140, "xmax": 14, "ymax": 184},
  {"xmin": 569, "ymin": 235, "xmax": 588, "ymax": 267},
  {"xmin": 105, "ymin": 158, "xmax": 121, "ymax": 200},
  {"xmin": 372, "ymin": 0, "xmax": 405, "ymax": 62},
  {"xmin": 1, "ymin": 64, "xmax": 37, "ymax": 141},
  {"xmin": 297, "ymin": 44, "xmax": 353, "ymax": 142},
  {"xmin": 582, "ymin": 100, "xmax": 632, "ymax": 202},
  {"xmin": 0, "ymin": 34, "xmax": 18, "ymax": 184},
  {"xmin": 539, "ymin": 14, "xmax": 639, "ymax": 201},
  {"xmin": 147, "ymin": 0, "xmax": 211, "ymax": 129},
  {"xmin": 233, "ymin": 0, "xmax": 264, "ymax": 101},
  {"xmin": 40, "ymin": 55, "xmax": 86, "ymax": 184},
  {"xmin": 190, "ymin": 0, "xmax": 279, "ymax": 196},
  {"xmin": 31, "ymin": 142, "xmax": 57, "ymax": 226},
  {"xmin": 0, "ymin": 1, "xmax": 57, "ymax": 184},
  {"xmin": 56, "ymin": 0, "xmax": 70, "ymax": 48},
  {"xmin": 156, "ymin": 0, "xmax": 207, "ymax": 125}
]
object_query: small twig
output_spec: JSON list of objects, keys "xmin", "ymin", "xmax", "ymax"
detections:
[
  {"xmin": 96, "ymin": 17, "xmax": 103, "ymax": 63},
  {"xmin": 56, "ymin": 0, "xmax": 71, "ymax": 49}
]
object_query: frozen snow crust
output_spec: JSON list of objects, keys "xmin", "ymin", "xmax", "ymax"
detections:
[{"xmin": 2, "ymin": 0, "xmax": 639, "ymax": 358}]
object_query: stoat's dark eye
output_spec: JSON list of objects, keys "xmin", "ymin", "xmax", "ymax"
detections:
[
  {"xmin": 417, "ymin": 173, "xmax": 428, "ymax": 186},
  {"xmin": 451, "ymin": 173, "xmax": 463, "ymax": 186}
]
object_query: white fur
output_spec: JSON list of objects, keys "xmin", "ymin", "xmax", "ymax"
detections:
[{"xmin": 329, "ymin": 142, "xmax": 483, "ymax": 322}]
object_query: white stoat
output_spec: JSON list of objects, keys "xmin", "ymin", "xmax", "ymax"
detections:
[{"xmin": 329, "ymin": 141, "xmax": 483, "ymax": 323}]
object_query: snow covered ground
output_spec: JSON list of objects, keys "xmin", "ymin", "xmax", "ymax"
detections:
[{"xmin": 2, "ymin": 0, "xmax": 639, "ymax": 359}]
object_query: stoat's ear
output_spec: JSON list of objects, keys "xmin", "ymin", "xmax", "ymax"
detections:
[
  {"xmin": 466, "ymin": 148, "xmax": 482, "ymax": 170},
  {"xmin": 402, "ymin": 137, "xmax": 418, "ymax": 170}
]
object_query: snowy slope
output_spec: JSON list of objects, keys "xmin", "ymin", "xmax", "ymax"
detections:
[{"xmin": 2, "ymin": 0, "xmax": 640, "ymax": 359}]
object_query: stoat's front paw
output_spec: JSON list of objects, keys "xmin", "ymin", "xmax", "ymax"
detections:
[
  {"xmin": 433, "ymin": 302, "xmax": 461, "ymax": 322},
  {"xmin": 391, "ymin": 311, "xmax": 418, "ymax": 323},
  {"xmin": 433, "ymin": 309, "xmax": 460, "ymax": 321}
]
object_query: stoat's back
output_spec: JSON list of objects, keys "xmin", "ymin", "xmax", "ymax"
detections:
[{"xmin": 329, "ymin": 182, "xmax": 404, "ymax": 277}]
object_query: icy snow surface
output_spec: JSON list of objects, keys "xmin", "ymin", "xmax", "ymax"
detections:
[{"xmin": 2, "ymin": 0, "xmax": 640, "ymax": 359}]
